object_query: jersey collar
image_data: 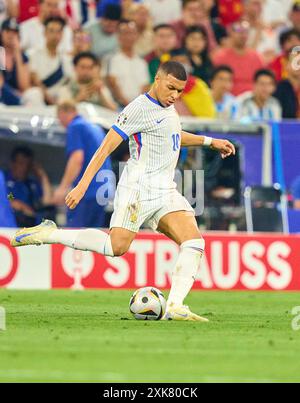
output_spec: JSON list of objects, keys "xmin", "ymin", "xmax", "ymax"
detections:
[{"xmin": 145, "ymin": 93, "xmax": 165, "ymax": 108}]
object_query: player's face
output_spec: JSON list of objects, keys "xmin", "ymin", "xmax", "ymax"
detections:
[{"xmin": 155, "ymin": 73, "xmax": 186, "ymax": 107}]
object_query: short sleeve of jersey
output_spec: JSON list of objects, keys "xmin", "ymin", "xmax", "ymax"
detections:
[{"xmin": 112, "ymin": 100, "xmax": 144, "ymax": 141}]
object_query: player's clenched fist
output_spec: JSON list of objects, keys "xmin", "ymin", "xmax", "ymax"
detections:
[
  {"xmin": 211, "ymin": 139, "xmax": 236, "ymax": 159},
  {"xmin": 65, "ymin": 185, "xmax": 86, "ymax": 210}
]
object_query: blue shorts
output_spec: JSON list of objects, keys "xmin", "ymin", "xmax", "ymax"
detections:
[{"xmin": 67, "ymin": 199, "xmax": 106, "ymax": 228}]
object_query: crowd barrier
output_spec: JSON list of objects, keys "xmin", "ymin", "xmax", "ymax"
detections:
[{"xmin": 1, "ymin": 229, "xmax": 299, "ymax": 291}]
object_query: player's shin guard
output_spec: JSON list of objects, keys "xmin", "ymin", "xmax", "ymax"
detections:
[
  {"xmin": 49, "ymin": 229, "xmax": 115, "ymax": 256},
  {"xmin": 167, "ymin": 238, "xmax": 205, "ymax": 309}
]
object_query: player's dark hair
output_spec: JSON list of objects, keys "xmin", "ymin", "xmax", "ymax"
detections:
[
  {"xmin": 279, "ymin": 29, "xmax": 300, "ymax": 49},
  {"xmin": 11, "ymin": 146, "xmax": 34, "ymax": 162},
  {"xmin": 153, "ymin": 24, "xmax": 175, "ymax": 34},
  {"xmin": 73, "ymin": 51, "xmax": 98, "ymax": 66},
  {"xmin": 211, "ymin": 65, "xmax": 234, "ymax": 81},
  {"xmin": 158, "ymin": 61, "xmax": 188, "ymax": 81},
  {"xmin": 254, "ymin": 69, "xmax": 276, "ymax": 83},
  {"xmin": 44, "ymin": 16, "xmax": 66, "ymax": 29}
]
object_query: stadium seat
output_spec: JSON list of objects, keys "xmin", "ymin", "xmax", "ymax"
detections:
[
  {"xmin": 244, "ymin": 185, "xmax": 289, "ymax": 233},
  {"xmin": 0, "ymin": 170, "xmax": 17, "ymax": 228}
]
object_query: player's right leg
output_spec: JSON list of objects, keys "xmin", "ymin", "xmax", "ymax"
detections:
[{"xmin": 10, "ymin": 220, "xmax": 136, "ymax": 257}]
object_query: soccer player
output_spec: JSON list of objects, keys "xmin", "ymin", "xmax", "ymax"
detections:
[{"xmin": 11, "ymin": 61, "xmax": 235, "ymax": 321}]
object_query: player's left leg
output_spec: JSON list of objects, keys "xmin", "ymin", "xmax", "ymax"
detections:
[{"xmin": 157, "ymin": 211, "xmax": 208, "ymax": 322}]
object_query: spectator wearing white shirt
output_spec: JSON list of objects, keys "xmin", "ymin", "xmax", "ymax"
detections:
[
  {"xmin": 235, "ymin": 69, "xmax": 282, "ymax": 121},
  {"xmin": 29, "ymin": 16, "xmax": 73, "ymax": 104},
  {"xmin": 211, "ymin": 65, "xmax": 236, "ymax": 120},
  {"xmin": 20, "ymin": 0, "xmax": 73, "ymax": 54},
  {"xmin": 106, "ymin": 20, "xmax": 150, "ymax": 106},
  {"xmin": 143, "ymin": 0, "xmax": 182, "ymax": 26}
]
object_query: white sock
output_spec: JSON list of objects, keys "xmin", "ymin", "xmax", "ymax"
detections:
[
  {"xmin": 167, "ymin": 238, "xmax": 205, "ymax": 309},
  {"xmin": 48, "ymin": 229, "xmax": 114, "ymax": 256}
]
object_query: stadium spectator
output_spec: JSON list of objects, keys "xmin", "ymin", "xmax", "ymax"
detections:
[
  {"xmin": 287, "ymin": 2, "xmax": 300, "ymax": 33},
  {"xmin": 210, "ymin": 65, "xmax": 236, "ymax": 119},
  {"xmin": 170, "ymin": 49, "xmax": 216, "ymax": 118},
  {"xmin": 20, "ymin": 0, "xmax": 73, "ymax": 54},
  {"xmin": 96, "ymin": 0, "xmax": 138, "ymax": 19},
  {"xmin": 184, "ymin": 26, "xmax": 214, "ymax": 85},
  {"xmin": 235, "ymin": 69, "xmax": 282, "ymax": 121},
  {"xmin": 291, "ymin": 175, "xmax": 300, "ymax": 209},
  {"xmin": 201, "ymin": 0, "xmax": 228, "ymax": 47},
  {"xmin": 268, "ymin": 29, "xmax": 300, "ymax": 82},
  {"xmin": 0, "ymin": 69, "xmax": 22, "ymax": 105},
  {"xmin": 5, "ymin": 146, "xmax": 53, "ymax": 227},
  {"xmin": 0, "ymin": 18, "xmax": 30, "ymax": 93},
  {"xmin": 55, "ymin": 101, "xmax": 113, "ymax": 228},
  {"xmin": 29, "ymin": 16, "xmax": 73, "ymax": 105},
  {"xmin": 274, "ymin": 51, "xmax": 300, "ymax": 119},
  {"xmin": 71, "ymin": 28, "xmax": 92, "ymax": 57},
  {"xmin": 106, "ymin": 20, "xmax": 150, "ymax": 106},
  {"xmin": 172, "ymin": 0, "xmax": 214, "ymax": 50},
  {"xmin": 145, "ymin": 24, "xmax": 177, "ymax": 83},
  {"xmin": 84, "ymin": 3, "xmax": 121, "ymax": 59},
  {"xmin": 59, "ymin": 52, "xmax": 117, "ymax": 110},
  {"xmin": 143, "ymin": 0, "xmax": 182, "ymax": 26},
  {"xmin": 217, "ymin": 0, "xmax": 243, "ymax": 27},
  {"xmin": 213, "ymin": 20, "xmax": 264, "ymax": 95},
  {"xmin": 127, "ymin": 3, "xmax": 154, "ymax": 57},
  {"xmin": 243, "ymin": 0, "xmax": 278, "ymax": 64}
]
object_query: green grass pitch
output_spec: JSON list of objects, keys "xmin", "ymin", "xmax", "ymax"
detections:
[{"xmin": 0, "ymin": 289, "xmax": 300, "ymax": 383}]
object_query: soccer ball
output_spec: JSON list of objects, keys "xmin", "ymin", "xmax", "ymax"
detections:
[{"xmin": 129, "ymin": 287, "xmax": 167, "ymax": 320}]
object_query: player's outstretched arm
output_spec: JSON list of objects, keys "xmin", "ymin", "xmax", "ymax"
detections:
[
  {"xmin": 181, "ymin": 130, "xmax": 236, "ymax": 159},
  {"xmin": 65, "ymin": 128, "xmax": 123, "ymax": 210}
]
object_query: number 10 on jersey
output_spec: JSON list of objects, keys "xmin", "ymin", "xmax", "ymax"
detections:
[{"xmin": 172, "ymin": 133, "xmax": 180, "ymax": 151}]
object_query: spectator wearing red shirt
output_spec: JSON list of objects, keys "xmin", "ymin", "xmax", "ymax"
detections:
[
  {"xmin": 213, "ymin": 20, "xmax": 264, "ymax": 95},
  {"xmin": 268, "ymin": 29, "xmax": 300, "ymax": 82}
]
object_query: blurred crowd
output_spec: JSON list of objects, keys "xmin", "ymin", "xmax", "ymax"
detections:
[{"xmin": 1, "ymin": 0, "xmax": 300, "ymax": 121}]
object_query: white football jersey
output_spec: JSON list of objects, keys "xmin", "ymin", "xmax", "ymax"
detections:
[{"xmin": 112, "ymin": 93, "xmax": 182, "ymax": 192}]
